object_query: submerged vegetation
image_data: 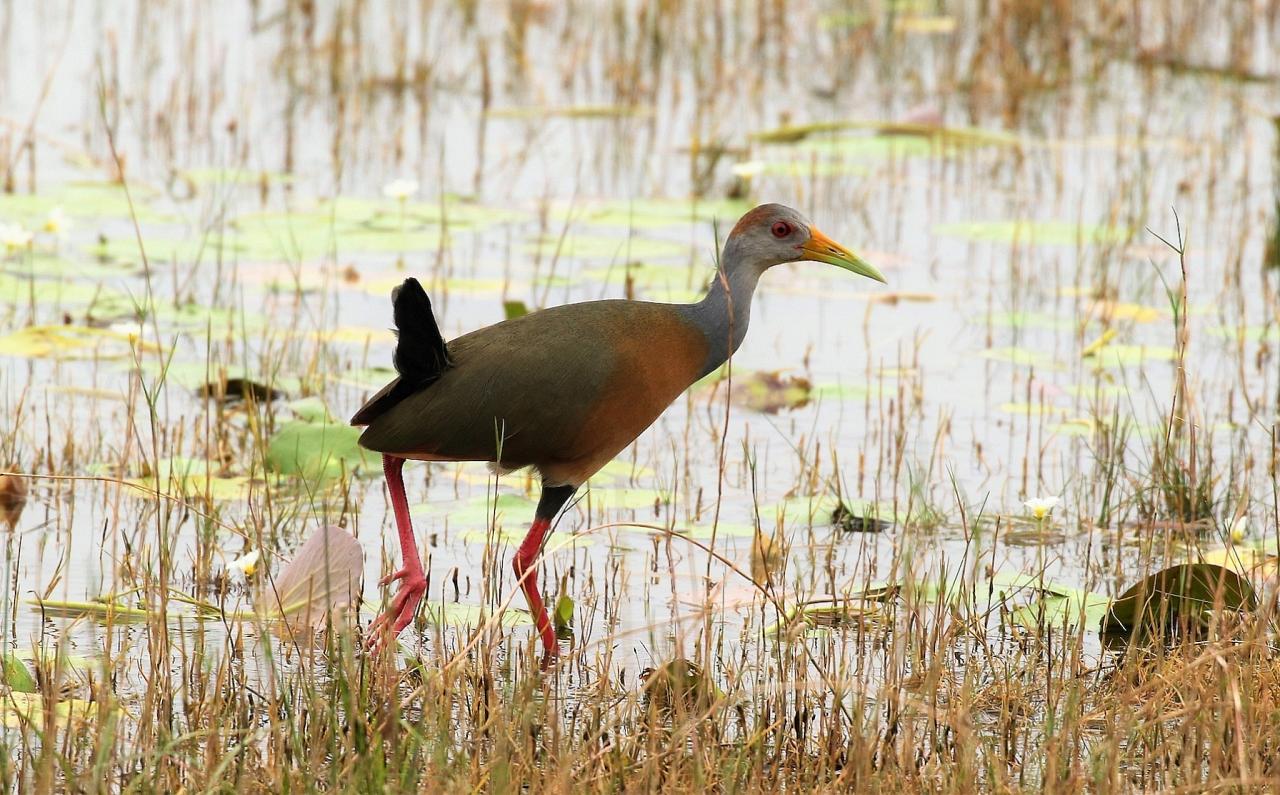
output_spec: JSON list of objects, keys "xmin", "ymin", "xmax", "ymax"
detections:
[{"xmin": 2, "ymin": 0, "xmax": 1280, "ymax": 790}]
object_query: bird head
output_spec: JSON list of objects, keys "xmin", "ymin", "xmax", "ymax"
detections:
[{"xmin": 724, "ymin": 203, "xmax": 886, "ymax": 283}]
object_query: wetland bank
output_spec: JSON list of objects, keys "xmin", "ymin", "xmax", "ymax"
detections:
[{"xmin": 3, "ymin": 1, "xmax": 1280, "ymax": 791}]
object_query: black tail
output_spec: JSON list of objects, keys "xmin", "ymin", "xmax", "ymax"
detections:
[
  {"xmin": 350, "ymin": 278, "xmax": 451, "ymax": 426},
  {"xmin": 391, "ymin": 277, "xmax": 451, "ymax": 387}
]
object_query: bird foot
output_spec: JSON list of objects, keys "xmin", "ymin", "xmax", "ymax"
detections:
[
  {"xmin": 378, "ymin": 566, "xmax": 414, "ymax": 587},
  {"xmin": 366, "ymin": 574, "xmax": 427, "ymax": 654}
]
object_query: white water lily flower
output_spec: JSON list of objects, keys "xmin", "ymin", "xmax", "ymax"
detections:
[
  {"xmin": 227, "ymin": 549, "xmax": 261, "ymax": 576},
  {"xmin": 0, "ymin": 223, "xmax": 33, "ymax": 253},
  {"xmin": 1023, "ymin": 496, "xmax": 1060, "ymax": 520},
  {"xmin": 381, "ymin": 178, "xmax": 418, "ymax": 200},
  {"xmin": 43, "ymin": 207, "xmax": 70, "ymax": 236}
]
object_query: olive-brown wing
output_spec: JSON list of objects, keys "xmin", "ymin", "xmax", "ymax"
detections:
[{"xmin": 356, "ymin": 300, "xmax": 707, "ymax": 474}]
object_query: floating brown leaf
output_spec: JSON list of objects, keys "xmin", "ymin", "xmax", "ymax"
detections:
[
  {"xmin": 269, "ymin": 525, "xmax": 364, "ymax": 630},
  {"xmin": 640, "ymin": 659, "xmax": 722, "ymax": 715},
  {"xmin": 0, "ymin": 474, "xmax": 28, "ymax": 530},
  {"xmin": 729, "ymin": 371, "xmax": 811, "ymax": 414}
]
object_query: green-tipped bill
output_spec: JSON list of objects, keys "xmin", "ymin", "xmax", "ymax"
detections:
[{"xmin": 800, "ymin": 228, "xmax": 887, "ymax": 284}]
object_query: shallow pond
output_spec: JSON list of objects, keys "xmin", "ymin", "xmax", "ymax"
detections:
[{"xmin": 2, "ymin": 1, "xmax": 1280, "ymax": 788}]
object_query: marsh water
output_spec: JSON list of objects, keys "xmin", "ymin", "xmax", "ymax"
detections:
[{"xmin": 2, "ymin": 0, "xmax": 1279, "ymax": 718}]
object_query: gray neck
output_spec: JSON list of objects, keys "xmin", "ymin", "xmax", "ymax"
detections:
[{"xmin": 679, "ymin": 252, "xmax": 766, "ymax": 378}]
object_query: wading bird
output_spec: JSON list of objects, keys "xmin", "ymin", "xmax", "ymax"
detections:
[{"xmin": 352, "ymin": 203, "xmax": 885, "ymax": 658}]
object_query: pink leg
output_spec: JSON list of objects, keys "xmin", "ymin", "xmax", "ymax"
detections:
[
  {"xmin": 512, "ymin": 517, "xmax": 557, "ymax": 658},
  {"xmin": 368, "ymin": 455, "xmax": 427, "ymax": 651}
]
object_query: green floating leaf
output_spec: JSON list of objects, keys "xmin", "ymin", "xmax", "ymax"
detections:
[
  {"xmin": 934, "ymin": 220, "xmax": 1131, "ymax": 246},
  {"xmin": 420, "ymin": 601, "xmax": 531, "ymax": 628},
  {"xmin": 230, "ymin": 210, "xmax": 446, "ymax": 262},
  {"xmin": 0, "ymin": 181, "xmax": 164, "ymax": 223},
  {"xmin": 729, "ymin": 371, "xmax": 812, "ymax": 413},
  {"xmin": 180, "ymin": 167, "xmax": 294, "ymax": 187},
  {"xmin": 587, "ymin": 487, "xmax": 672, "ymax": 513},
  {"xmin": 591, "ymin": 459, "xmax": 656, "ymax": 486},
  {"xmin": 130, "ymin": 456, "xmax": 253, "ymax": 502},
  {"xmin": 266, "ymin": 408, "xmax": 372, "ymax": 481},
  {"xmin": 0, "ymin": 269, "xmax": 123, "ymax": 307},
  {"xmin": 991, "ymin": 573, "xmax": 1112, "ymax": 630},
  {"xmin": 523, "ymin": 232, "xmax": 689, "ymax": 263},
  {"xmin": 1088, "ymin": 344, "xmax": 1177, "ymax": 367},
  {"xmin": 1101, "ymin": 563, "xmax": 1257, "ymax": 635},
  {"xmin": 553, "ymin": 593, "xmax": 574, "ymax": 635},
  {"xmin": 336, "ymin": 366, "xmax": 397, "ymax": 391},
  {"xmin": 0, "ymin": 325, "xmax": 142, "ymax": 360},
  {"xmin": 503, "ymin": 300, "xmax": 529, "ymax": 319},
  {"xmin": 93, "ymin": 233, "xmax": 244, "ymax": 265},
  {"xmin": 1, "ymin": 655, "xmax": 36, "ymax": 694},
  {"xmin": 287, "ymin": 396, "xmax": 334, "ymax": 423},
  {"xmin": 0, "ymin": 691, "xmax": 99, "ymax": 729},
  {"xmin": 421, "ymin": 493, "xmax": 538, "ymax": 527},
  {"xmin": 456, "ymin": 526, "xmax": 526, "ymax": 546},
  {"xmin": 767, "ymin": 588, "xmax": 898, "ymax": 638},
  {"xmin": 28, "ymin": 597, "xmax": 152, "ymax": 620}
]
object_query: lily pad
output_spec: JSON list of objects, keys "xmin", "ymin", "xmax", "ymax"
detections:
[
  {"xmin": 524, "ymin": 232, "xmax": 689, "ymax": 263},
  {"xmin": 0, "ymin": 270, "xmax": 123, "ymax": 307},
  {"xmin": 0, "ymin": 181, "xmax": 162, "ymax": 223},
  {"xmin": 129, "ymin": 457, "xmax": 254, "ymax": 502},
  {"xmin": 420, "ymin": 600, "xmax": 531, "ymax": 628},
  {"xmin": 0, "ymin": 691, "xmax": 98, "ymax": 729},
  {"xmin": 553, "ymin": 593, "xmax": 574, "ymax": 635},
  {"xmin": 0, "ymin": 325, "xmax": 144, "ymax": 360},
  {"xmin": 1088, "ymin": 344, "xmax": 1177, "ymax": 367},
  {"xmin": 266, "ymin": 411, "xmax": 372, "ymax": 480},
  {"xmin": 993, "ymin": 575, "xmax": 1113, "ymax": 630},
  {"xmin": 421, "ymin": 493, "xmax": 538, "ymax": 527},
  {"xmin": 586, "ymin": 487, "xmax": 673, "ymax": 513},
  {"xmin": 1, "ymin": 655, "xmax": 36, "ymax": 694},
  {"xmin": 729, "ymin": 371, "xmax": 812, "ymax": 413},
  {"xmin": 640, "ymin": 658, "xmax": 722, "ymax": 713}
]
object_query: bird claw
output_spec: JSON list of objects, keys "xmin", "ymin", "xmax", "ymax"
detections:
[
  {"xmin": 378, "ymin": 567, "xmax": 413, "ymax": 587},
  {"xmin": 366, "ymin": 575, "xmax": 427, "ymax": 654}
]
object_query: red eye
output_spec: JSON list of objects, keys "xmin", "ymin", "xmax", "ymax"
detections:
[{"xmin": 771, "ymin": 221, "xmax": 792, "ymax": 238}]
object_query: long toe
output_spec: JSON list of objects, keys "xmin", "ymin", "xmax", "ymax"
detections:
[
  {"xmin": 367, "ymin": 577, "xmax": 427, "ymax": 652},
  {"xmin": 378, "ymin": 567, "xmax": 414, "ymax": 587}
]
